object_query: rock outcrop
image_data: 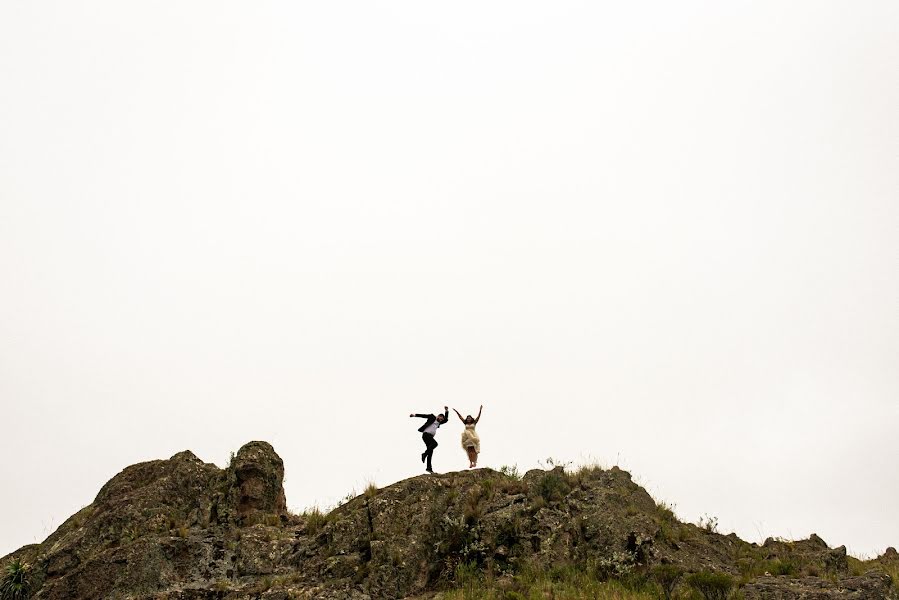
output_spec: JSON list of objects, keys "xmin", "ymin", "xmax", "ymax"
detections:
[{"xmin": 1, "ymin": 442, "xmax": 895, "ymax": 599}]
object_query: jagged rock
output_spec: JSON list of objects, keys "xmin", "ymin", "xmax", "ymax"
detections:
[
  {"xmin": 760, "ymin": 535, "xmax": 850, "ymax": 577},
  {"xmin": 1, "ymin": 443, "xmax": 894, "ymax": 600},
  {"xmin": 227, "ymin": 441, "xmax": 287, "ymax": 521}
]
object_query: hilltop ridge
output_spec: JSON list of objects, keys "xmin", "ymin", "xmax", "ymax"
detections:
[{"xmin": 2, "ymin": 442, "xmax": 896, "ymax": 599}]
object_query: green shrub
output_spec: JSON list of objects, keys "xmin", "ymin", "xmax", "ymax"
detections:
[
  {"xmin": 651, "ymin": 564, "xmax": 683, "ymax": 599},
  {"xmin": 768, "ymin": 558, "xmax": 797, "ymax": 576},
  {"xmin": 685, "ymin": 571, "xmax": 734, "ymax": 600},
  {"xmin": 0, "ymin": 559, "xmax": 31, "ymax": 600},
  {"xmin": 441, "ymin": 562, "xmax": 658, "ymax": 599},
  {"xmin": 656, "ymin": 500, "xmax": 677, "ymax": 523},
  {"xmin": 499, "ymin": 465, "xmax": 522, "ymax": 480},
  {"xmin": 885, "ymin": 564, "xmax": 899, "ymax": 593},
  {"xmin": 536, "ymin": 472, "xmax": 570, "ymax": 504},
  {"xmin": 454, "ymin": 560, "xmax": 481, "ymax": 586}
]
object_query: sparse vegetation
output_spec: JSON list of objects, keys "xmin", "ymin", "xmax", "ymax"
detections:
[
  {"xmin": 499, "ymin": 465, "xmax": 522, "ymax": 480},
  {"xmin": 655, "ymin": 500, "xmax": 677, "ymax": 523},
  {"xmin": 567, "ymin": 463, "xmax": 605, "ymax": 488},
  {"xmin": 848, "ymin": 555, "xmax": 899, "ymax": 593},
  {"xmin": 684, "ymin": 571, "xmax": 734, "ymax": 600},
  {"xmin": 651, "ymin": 564, "xmax": 683, "ymax": 600},
  {"xmin": 535, "ymin": 471, "xmax": 571, "ymax": 504},
  {"xmin": 886, "ymin": 563, "xmax": 899, "ymax": 593},
  {"xmin": 496, "ymin": 465, "xmax": 528, "ymax": 494},
  {"xmin": 336, "ymin": 490, "xmax": 356, "ymax": 507},
  {"xmin": 0, "ymin": 559, "xmax": 32, "ymax": 600},
  {"xmin": 70, "ymin": 505, "xmax": 93, "ymax": 529},
  {"xmin": 539, "ymin": 457, "xmax": 571, "ymax": 470},
  {"xmin": 442, "ymin": 561, "xmax": 659, "ymax": 599},
  {"xmin": 697, "ymin": 514, "xmax": 719, "ymax": 534},
  {"xmin": 767, "ymin": 558, "xmax": 797, "ymax": 576},
  {"xmin": 302, "ymin": 506, "xmax": 329, "ymax": 534},
  {"xmin": 364, "ymin": 481, "xmax": 378, "ymax": 499},
  {"xmin": 847, "ymin": 555, "xmax": 866, "ymax": 576},
  {"xmin": 463, "ymin": 486, "xmax": 487, "ymax": 526},
  {"xmin": 252, "ymin": 576, "xmax": 273, "ymax": 592}
]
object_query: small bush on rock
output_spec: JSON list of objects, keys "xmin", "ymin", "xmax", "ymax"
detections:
[
  {"xmin": 697, "ymin": 514, "xmax": 719, "ymax": 533},
  {"xmin": 685, "ymin": 571, "xmax": 734, "ymax": 600},
  {"xmin": 302, "ymin": 507, "xmax": 329, "ymax": 534},
  {"xmin": 0, "ymin": 559, "xmax": 31, "ymax": 600},
  {"xmin": 651, "ymin": 564, "xmax": 683, "ymax": 600},
  {"xmin": 536, "ymin": 472, "xmax": 570, "ymax": 504},
  {"xmin": 499, "ymin": 465, "xmax": 521, "ymax": 480},
  {"xmin": 767, "ymin": 558, "xmax": 798, "ymax": 576}
]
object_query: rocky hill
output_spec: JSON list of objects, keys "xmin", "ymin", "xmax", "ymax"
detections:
[{"xmin": 2, "ymin": 442, "xmax": 896, "ymax": 599}]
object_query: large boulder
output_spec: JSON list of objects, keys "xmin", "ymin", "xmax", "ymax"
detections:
[{"xmin": 227, "ymin": 441, "xmax": 287, "ymax": 522}]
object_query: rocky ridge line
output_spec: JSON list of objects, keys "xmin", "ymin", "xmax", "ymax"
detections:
[{"xmin": 2, "ymin": 441, "xmax": 896, "ymax": 599}]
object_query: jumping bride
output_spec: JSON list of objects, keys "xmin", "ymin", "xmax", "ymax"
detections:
[{"xmin": 453, "ymin": 405, "xmax": 483, "ymax": 468}]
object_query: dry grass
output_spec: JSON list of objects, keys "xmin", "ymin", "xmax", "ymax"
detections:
[
  {"xmin": 848, "ymin": 556, "xmax": 899, "ymax": 593},
  {"xmin": 442, "ymin": 564, "xmax": 659, "ymax": 600},
  {"xmin": 364, "ymin": 481, "xmax": 378, "ymax": 499},
  {"xmin": 886, "ymin": 564, "xmax": 899, "ymax": 592},
  {"xmin": 302, "ymin": 506, "xmax": 329, "ymax": 534}
]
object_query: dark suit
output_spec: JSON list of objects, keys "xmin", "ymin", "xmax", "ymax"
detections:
[{"xmin": 412, "ymin": 409, "xmax": 448, "ymax": 472}]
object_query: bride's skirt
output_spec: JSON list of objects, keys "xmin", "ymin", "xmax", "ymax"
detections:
[{"xmin": 461, "ymin": 429, "xmax": 480, "ymax": 453}]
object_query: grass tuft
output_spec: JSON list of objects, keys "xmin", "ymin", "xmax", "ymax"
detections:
[
  {"xmin": 364, "ymin": 481, "xmax": 378, "ymax": 499},
  {"xmin": 0, "ymin": 559, "xmax": 32, "ymax": 600},
  {"xmin": 442, "ymin": 561, "xmax": 659, "ymax": 600},
  {"xmin": 684, "ymin": 571, "xmax": 734, "ymax": 600},
  {"xmin": 302, "ymin": 506, "xmax": 329, "ymax": 534}
]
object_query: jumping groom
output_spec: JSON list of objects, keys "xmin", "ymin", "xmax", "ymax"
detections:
[{"xmin": 410, "ymin": 406, "xmax": 448, "ymax": 473}]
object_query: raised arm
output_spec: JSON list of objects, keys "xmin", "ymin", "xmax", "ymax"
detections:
[
  {"xmin": 410, "ymin": 413, "xmax": 430, "ymax": 419},
  {"xmin": 443, "ymin": 406, "xmax": 449, "ymax": 422},
  {"xmin": 474, "ymin": 405, "xmax": 483, "ymax": 424},
  {"xmin": 452, "ymin": 408, "xmax": 465, "ymax": 423}
]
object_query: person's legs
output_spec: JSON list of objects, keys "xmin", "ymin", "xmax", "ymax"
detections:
[
  {"xmin": 428, "ymin": 436, "xmax": 438, "ymax": 471},
  {"xmin": 423, "ymin": 433, "xmax": 438, "ymax": 472},
  {"xmin": 466, "ymin": 447, "xmax": 477, "ymax": 468}
]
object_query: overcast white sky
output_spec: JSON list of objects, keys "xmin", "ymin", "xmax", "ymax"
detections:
[{"xmin": 1, "ymin": 1, "xmax": 897, "ymax": 559}]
